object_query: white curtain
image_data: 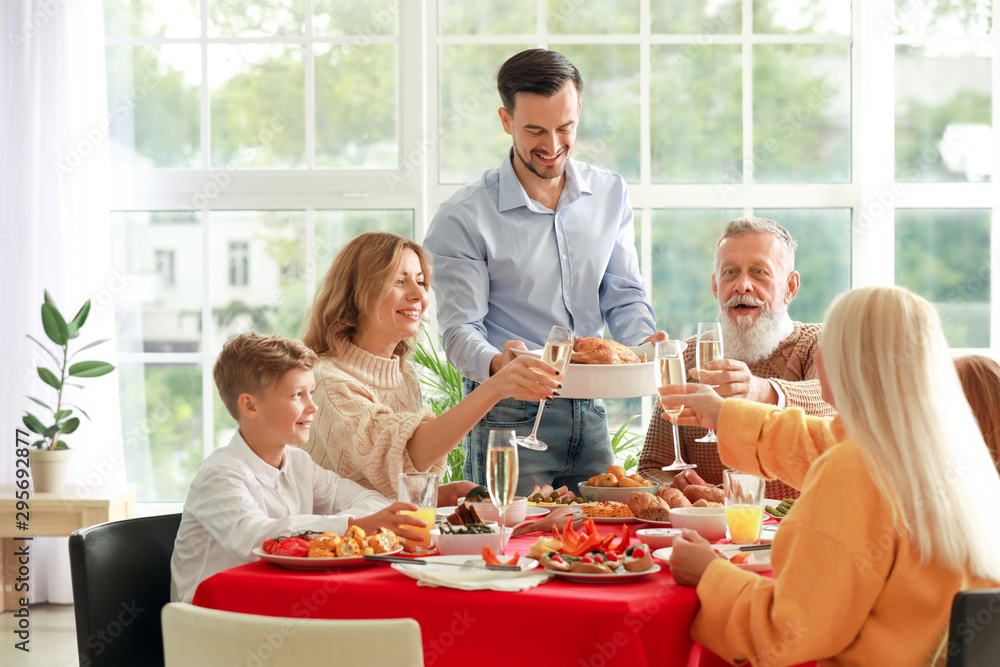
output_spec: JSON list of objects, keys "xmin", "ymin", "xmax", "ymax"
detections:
[{"xmin": 1, "ymin": 0, "xmax": 125, "ymax": 603}]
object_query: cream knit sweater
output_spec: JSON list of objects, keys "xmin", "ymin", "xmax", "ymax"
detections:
[{"xmin": 298, "ymin": 343, "xmax": 439, "ymax": 499}]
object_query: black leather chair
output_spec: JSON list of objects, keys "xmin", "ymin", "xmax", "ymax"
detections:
[
  {"xmin": 946, "ymin": 588, "xmax": 1000, "ymax": 666},
  {"xmin": 69, "ymin": 513, "xmax": 182, "ymax": 667}
]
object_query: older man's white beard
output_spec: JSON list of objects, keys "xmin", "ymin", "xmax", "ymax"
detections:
[{"xmin": 718, "ymin": 305, "xmax": 793, "ymax": 364}]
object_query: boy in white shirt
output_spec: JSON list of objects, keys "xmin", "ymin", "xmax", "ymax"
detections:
[{"xmin": 170, "ymin": 332, "xmax": 425, "ymax": 602}]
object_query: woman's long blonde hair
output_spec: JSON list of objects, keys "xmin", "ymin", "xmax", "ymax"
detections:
[
  {"xmin": 822, "ymin": 286, "xmax": 1000, "ymax": 581},
  {"xmin": 301, "ymin": 232, "xmax": 432, "ymax": 361}
]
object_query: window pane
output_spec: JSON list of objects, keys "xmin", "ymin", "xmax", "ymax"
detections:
[
  {"xmin": 104, "ymin": 0, "xmax": 200, "ymax": 37},
  {"xmin": 438, "ymin": 45, "xmax": 515, "ymax": 184},
  {"xmin": 439, "ymin": 0, "xmax": 535, "ymax": 35},
  {"xmin": 649, "ymin": 209, "xmax": 743, "ymax": 340},
  {"xmin": 548, "ymin": 0, "xmax": 639, "ymax": 34},
  {"xmin": 652, "ymin": 1, "xmax": 740, "ymax": 34},
  {"xmin": 892, "ymin": 0, "xmax": 991, "ymax": 36},
  {"xmin": 550, "ymin": 44, "xmax": 639, "ymax": 181},
  {"xmin": 895, "ymin": 44, "xmax": 992, "ymax": 182},
  {"xmin": 120, "ymin": 363, "xmax": 202, "ymax": 502},
  {"xmin": 314, "ymin": 210, "xmax": 415, "ymax": 287},
  {"xmin": 106, "ymin": 46, "xmax": 200, "ymax": 168},
  {"xmin": 209, "ymin": 211, "xmax": 307, "ymax": 353},
  {"xmin": 315, "ymin": 0, "xmax": 397, "ymax": 36},
  {"xmin": 895, "ymin": 209, "xmax": 990, "ymax": 347},
  {"xmin": 753, "ymin": 0, "xmax": 851, "ymax": 35},
  {"xmin": 112, "ymin": 212, "xmax": 202, "ymax": 353},
  {"xmin": 753, "ymin": 45, "xmax": 851, "ymax": 183},
  {"xmin": 651, "ymin": 45, "xmax": 741, "ymax": 183},
  {"xmin": 316, "ymin": 44, "xmax": 397, "ymax": 168},
  {"xmin": 209, "ymin": 0, "xmax": 304, "ymax": 37},
  {"xmin": 753, "ymin": 208, "xmax": 851, "ymax": 325},
  {"xmin": 210, "ymin": 45, "xmax": 304, "ymax": 168}
]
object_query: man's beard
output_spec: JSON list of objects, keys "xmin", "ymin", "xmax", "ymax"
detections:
[{"xmin": 718, "ymin": 295, "xmax": 793, "ymax": 364}]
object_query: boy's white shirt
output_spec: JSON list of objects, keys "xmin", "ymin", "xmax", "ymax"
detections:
[{"xmin": 170, "ymin": 430, "xmax": 390, "ymax": 602}]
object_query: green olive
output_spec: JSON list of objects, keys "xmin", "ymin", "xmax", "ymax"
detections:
[{"xmin": 549, "ymin": 491, "xmax": 561, "ymax": 500}]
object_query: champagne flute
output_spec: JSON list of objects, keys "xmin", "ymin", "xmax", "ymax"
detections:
[
  {"xmin": 694, "ymin": 322, "xmax": 724, "ymax": 443},
  {"xmin": 655, "ymin": 339, "xmax": 696, "ymax": 472},
  {"xmin": 516, "ymin": 325, "xmax": 574, "ymax": 451},
  {"xmin": 486, "ymin": 429, "xmax": 519, "ymax": 556}
]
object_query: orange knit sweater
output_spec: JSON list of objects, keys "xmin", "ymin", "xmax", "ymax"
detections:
[
  {"xmin": 690, "ymin": 400, "xmax": 996, "ymax": 667},
  {"xmin": 639, "ymin": 322, "xmax": 836, "ymax": 499}
]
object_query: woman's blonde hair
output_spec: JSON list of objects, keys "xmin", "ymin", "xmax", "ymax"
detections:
[
  {"xmin": 302, "ymin": 232, "xmax": 432, "ymax": 361},
  {"xmin": 822, "ymin": 285, "xmax": 1000, "ymax": 580},
  {"xmin": 954, "ymin": 354, "xmax": 1000, "ymax": 475}
]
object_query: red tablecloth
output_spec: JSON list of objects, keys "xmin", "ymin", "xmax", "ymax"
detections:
[{"xmin": 193, "ymin": 522, "xmax": 812, "ymax": 667}]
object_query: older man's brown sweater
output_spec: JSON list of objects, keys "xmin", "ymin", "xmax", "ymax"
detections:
[{"xmin": 638, "ymin": 321, "xmax": 836, "ymax": 499}]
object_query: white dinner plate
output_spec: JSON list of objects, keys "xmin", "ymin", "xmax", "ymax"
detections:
[
  {"xmin": 635, "ymin": 518, "xmax": 672, "ymax": 527},
  {"xmin": 548, "ymin": 564, "xmax": 661, "ymax": 584},
  {"xmin": 653, "ymin": 546, "xmax": 773, "ymax": 573},
  {"xmin": 390, "ymin": 554, "xmax": 538, "ymax": 581},
  {"xmin": 252, "ymin": 545, "xmax": 403, "ymax": 570},
  {"xmin": 512, "ymin": 345, "xmax": 658, "ymax": 399},
  {"xmin": 524, "ymin": 506, "xmax": 552, "ymax": 517}
]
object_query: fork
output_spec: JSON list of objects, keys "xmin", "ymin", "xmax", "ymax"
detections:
[{"xmin": 363, "ymin": 554, "xmax": 521, "ymax": 571}]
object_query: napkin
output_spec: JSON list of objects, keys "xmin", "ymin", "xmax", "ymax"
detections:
[{"xmin": 416, "ymin": 568, "xmax": 552, "ymax": 592}]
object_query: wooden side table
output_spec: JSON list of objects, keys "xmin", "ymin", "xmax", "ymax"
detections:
[{"xmin": 0, "ymin": 484, "xmax": 137, "ymax": 611}]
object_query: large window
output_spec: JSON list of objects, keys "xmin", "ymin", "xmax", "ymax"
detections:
[{"xmin": 105, "ymin": 1, "xmax": 999, "ymax": 502}]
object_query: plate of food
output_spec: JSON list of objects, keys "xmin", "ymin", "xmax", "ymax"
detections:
[
  {"xmin": 254, "ymin": 527, "xmax": 403, "ymax": 570},
  {"xmin": 653, "ymin": 545, "xmax": 773, "ymax": 573},
  {"xmin": 764, "ymin": 499, "xmax": 795, "ymax": 521},
  {"xmin": 538, "ymin": 545, "xmax": 660, "ymax": 583},
  {"xmin": 512, "ymin": 338, "xmax": 658, "ymax": 399},
  {"xmin": 390, "ymin": 554, "xmax": 538, "ymax": 581},
  {"xmin": 253, "ymin": 545, "xmax": 404, "ymax": 570}
]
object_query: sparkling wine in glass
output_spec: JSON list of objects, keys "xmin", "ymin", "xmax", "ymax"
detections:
[
  {"xmin": 486, "ymin": 429, "xmax": 519, "ymax": 556},
  {"xmin": 695, "ymin": 322, "xmax": 724, "ymax": 443},
  {"xmin": 655, "ymin": 339, "xmax": 696, "ymax": 473},
  {"xmin": 516, "ymin": 325, "xmax": 574, "ymax": 451}
]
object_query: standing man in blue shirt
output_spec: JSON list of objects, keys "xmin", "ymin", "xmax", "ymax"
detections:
[{"xmin": 424, "ymin": 49, "xmax": 665, "ymax": 495}]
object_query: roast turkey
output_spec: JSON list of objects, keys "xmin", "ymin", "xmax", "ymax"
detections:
[{"xmin": 571, "ymin": 337, "xmax": 642, "ymax": 364}]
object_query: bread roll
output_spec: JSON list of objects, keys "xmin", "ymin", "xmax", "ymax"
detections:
[
  {"xmin": 625, "ymin": 492, "xmax": 671, "ymax": 522},
  {"xmin": 692, "ymin": 499, "xmax": 723, "ymax": 508},
  {"xmin": 683, "ymin": 485, "xmax": 724, "ymax": 504},
  {"xmin": 657, "ymin": 487, "xmax": 692, "ymax": 509}
]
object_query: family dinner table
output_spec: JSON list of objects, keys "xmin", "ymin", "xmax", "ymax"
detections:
[{"xmin": 193, "ymin": 521, "xmax": 815, "ymax": 667}]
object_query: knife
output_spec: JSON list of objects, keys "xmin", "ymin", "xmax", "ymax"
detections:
[{"xmin": 363, "ymin": 554, "xmax": 521, "ymax": 571}]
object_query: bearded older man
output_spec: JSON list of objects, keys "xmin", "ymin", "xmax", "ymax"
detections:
[{"xmin": 638, "ymin": 217, "xmax": 836, "ymax": 499}]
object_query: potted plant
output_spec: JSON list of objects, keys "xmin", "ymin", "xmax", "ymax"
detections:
[{"xmin": 22, "ymin": 291, "xmax": 115, "ymax": 492}]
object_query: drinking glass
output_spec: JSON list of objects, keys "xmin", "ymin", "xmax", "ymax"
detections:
[
  {"xmin": 487, "ymin": 429, "xmax": 519, "ymax": 556},
  {"xmin": 723, "ymin": 469, "xmax": 766, "ymax": 544},
  {"xmin": 694, "ymin": 322, "xmax": 724, "ymax": 443},
  {"xmin": 655, "ymin": 339, "xmax": 696, "ymax": 472},
  {"xmin": 516, "ymin": 325, "xmax": 574, "ymax": 451},
  {"xmin": 397, "ymin": 472, "xmax": 439, "ymax": 555}
]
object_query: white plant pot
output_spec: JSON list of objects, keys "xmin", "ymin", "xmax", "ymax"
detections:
[{"xmin": 28, "ymin": 449, "xmax": 72, "ymax": 494}]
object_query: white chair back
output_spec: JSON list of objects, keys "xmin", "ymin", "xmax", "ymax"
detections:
[{"xmin": 161, "ymin": 603, "xmax": 424, "ymax": 667}]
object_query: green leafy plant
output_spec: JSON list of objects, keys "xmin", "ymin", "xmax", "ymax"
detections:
[
  {"xmin": 410, "ymin": 333, "xmax": 465, "ymax": 482},
  {"xmin": 22, "ymin": 291, "xmax": 116, "ymax": 450},
  {"xmin": 611, "ymin": 414, "xmax": 645, "ymax": 473}
]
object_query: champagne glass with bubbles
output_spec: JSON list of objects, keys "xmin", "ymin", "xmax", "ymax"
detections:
[
  {"xmin": 516, "ymin": 325, "xmax": 574, "ymax": 451},
  {"xmin": 694, "ymin": 322, "xmax": 724, "ymax": 443},
  {"xmin": 655, "ymin": 339, "xmax": 696, "ymax": 472},
  {"xmin": 487, "ymin": 429, "xmax": 519, "ymax": 556}
]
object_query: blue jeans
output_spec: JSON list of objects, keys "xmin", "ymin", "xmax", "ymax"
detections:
[{"xmin": 462, "ymin": 378, "xmax": 614, "ymax": 497}]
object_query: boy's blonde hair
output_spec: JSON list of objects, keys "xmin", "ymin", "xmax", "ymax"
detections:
[{"xmin": 214, "ymin": 332, "xmax": 318, "ymax": 420}]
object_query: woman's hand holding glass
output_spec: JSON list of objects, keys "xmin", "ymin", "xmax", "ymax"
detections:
[
  {"xmin": 658, "ymin": 383, "xmax": 725, "ymax": 431},
  {"xmin": 486, "ymin": 351, "xmax": 563, "ymax": 403}
]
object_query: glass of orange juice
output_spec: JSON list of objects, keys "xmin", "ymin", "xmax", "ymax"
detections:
[
  {"xmin": 723, "ymin": 469, "xmax": 766, "ymax": 544},
  {"xmin": 397, "ymin": 472, "xmax": 439, "ymax": 554}
]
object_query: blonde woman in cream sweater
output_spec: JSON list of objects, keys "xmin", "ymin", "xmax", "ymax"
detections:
[
  {"xmin": 299, "ymin": 232, "xmax": 562, "ymax": 505},
  {"xmin": 661, "ymin": 285, "xmax": 1000, "ymax": 666}
]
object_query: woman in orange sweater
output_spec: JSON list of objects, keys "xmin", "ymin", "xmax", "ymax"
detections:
[{"xmin": 661, "ymin": 285, "xmax": 1000, "ymax": 666}]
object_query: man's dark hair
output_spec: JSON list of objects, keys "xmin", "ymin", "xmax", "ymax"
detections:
[{"xmin": 497, "ymin": 48, "xmax": 583, "ymax": 113}]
